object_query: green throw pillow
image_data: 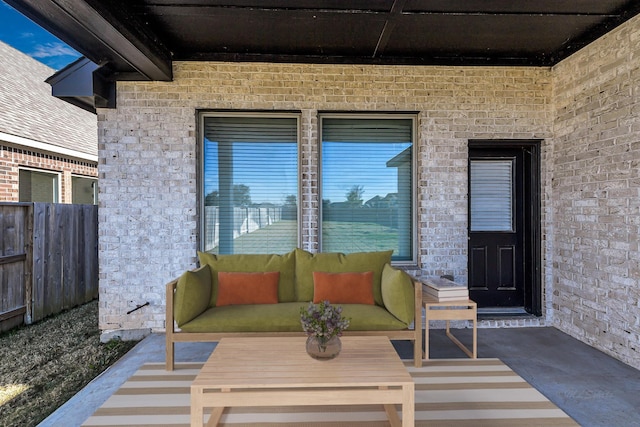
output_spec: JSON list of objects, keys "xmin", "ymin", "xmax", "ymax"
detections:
[
  {"xmin": 294, "ymin": 248, "xmax": 393, "ymax": 305},
  {"xmin": 197, "ymin": 250, "xmax": 296, "ymax": 306},
  {"xmin": 174, "ymin": 265, "xmax": 212, "ymax": 327},
  {"xmin": 381, "ymin": 263, "xmax": 415, "ymax": 326}
]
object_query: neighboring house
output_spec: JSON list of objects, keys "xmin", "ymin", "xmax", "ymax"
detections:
[
  {"xmin": 9, "ymin": 2, "xmax": 639, "ymax": 370},
  {"xmin": 0, "ymin": 41, "xmax": 97, "ymax": 204}
]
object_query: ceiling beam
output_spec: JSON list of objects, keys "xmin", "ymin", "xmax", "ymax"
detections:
[
  {"xmin": 373, "ymin": 0, "xmax": 407, "ymax": 58},
  {"xmin": 6, "ymin": 0, "xmax": 173, "ymax": 81}
]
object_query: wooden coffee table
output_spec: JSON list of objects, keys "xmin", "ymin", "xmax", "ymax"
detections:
[{"xmin": 191, "ymin": 336, "xmax": 414, "ymax": 427}]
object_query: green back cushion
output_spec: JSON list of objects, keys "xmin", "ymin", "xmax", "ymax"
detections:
[
  {"xmin": 381, "ymin": 263, "xmax": 415, "ymax": 325},
  {"xmin": 174, "ymin": 265, "xmax": 212, "ymax": 327},
  {"xmin": 197, "ymin": 250, "xmax": 296, "ymax": 305},
  {"xmin": 294, "ymin": 248, "xmax": 393, "ymax": 305}
]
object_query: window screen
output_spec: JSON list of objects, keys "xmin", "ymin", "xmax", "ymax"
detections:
[
  {"xmin": 202, "ymin": 115, "xmax": 298, "ymax": 254},
  {"xmin": 321, "ymin": 117, "xmax": 413, "ymax": 261}
]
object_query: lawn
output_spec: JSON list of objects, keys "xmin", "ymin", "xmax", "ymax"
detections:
[
  {"xmin": 0, "ymin": 300, "xmax": 138, "ymax": 426},
  {"xmin": 209, "ymin": 219, "xmax": 400, "ymax": 254}
]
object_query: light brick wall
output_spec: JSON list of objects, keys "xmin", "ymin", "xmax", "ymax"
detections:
[
  {"xmin": 97, "ymin": 63, "xmax": 553, "ymax": 334},
  {"xmin": 551, "ymin": 15, "xmax": 640, "ymax": 368}
]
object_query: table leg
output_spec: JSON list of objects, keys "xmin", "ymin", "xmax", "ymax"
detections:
[
  {"xmin": 472, "ymin": 314, "xmax": 477, "ymax": 358},
  {"xmin": 424, "ymin": 316, "xmax": 430, "ymax": 360},
  {"xmin": 402, "ymin": 382, "xmax": 415, "ymax": 427},
  {"xmin": 191, "ymin": 387, "xmax": 203, "ymax": 427}
]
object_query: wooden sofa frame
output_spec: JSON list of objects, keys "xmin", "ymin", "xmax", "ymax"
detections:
[{"xmin": 165, "ymin": 278, "xmax": 423, "ymax": 370}]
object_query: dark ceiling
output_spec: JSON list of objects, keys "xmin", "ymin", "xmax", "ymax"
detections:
[{"xmin": 7, "ymin": 0, "xmax": 640, "ymax": 83}]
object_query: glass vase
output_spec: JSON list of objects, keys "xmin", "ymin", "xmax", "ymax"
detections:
[{"xmin": 305, "ymin": 335, "xmax": 341, "ymax": 360}]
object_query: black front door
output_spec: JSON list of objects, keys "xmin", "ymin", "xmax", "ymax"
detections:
[{"xmin": 468, "ymin": 141, "xmax": 540, "ymax": 313}]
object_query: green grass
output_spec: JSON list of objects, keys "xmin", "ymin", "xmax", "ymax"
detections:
[
  {"xmin": 322, "ymin": 221, "xmax": 399, "ymax": 253},
  {"xmin": 0, "ymin": 301, "xmax": 138, "ymax": 427},
  {"xmin": 211, "ymin": 220, "xmax": 400, "ymax": 254}
]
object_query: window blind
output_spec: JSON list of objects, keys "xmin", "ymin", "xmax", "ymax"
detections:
[
  {"xmin": 470, "ymin": 159, "xmax": 513, "ymax": 232},
  {"xmin": 202, "ymin": 116, "xmax": 298, "ymax": 254}
]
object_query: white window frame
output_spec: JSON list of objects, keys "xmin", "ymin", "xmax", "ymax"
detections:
[{"xmin": 18, "ymin": 167, "xmax": 61, "ymax": 203}]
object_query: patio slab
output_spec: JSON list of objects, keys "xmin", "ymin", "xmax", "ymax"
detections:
[{"xmin": 38, "ymin": 327, "xmax": 640, "ymax": 427}]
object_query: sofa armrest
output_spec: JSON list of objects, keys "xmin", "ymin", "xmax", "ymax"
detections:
[
  {"xmin": 413, "ymin": 278, "xmax": 422, "ymax": 328},
  {"xmin": 166, "ymin": 279, "xmax": 178, "ymax": 334},
  {"xmin": 165, "ymin": 278, "xmax": 178, "ymax": 371}
]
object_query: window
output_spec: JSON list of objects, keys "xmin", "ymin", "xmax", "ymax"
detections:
[
  {"xmin": 19, "ymin": 169, "xmax": 59, "ymax": 203},
  {"xmin": 320, "ymin": 116, "xmax": 415, "ymax": 262},
  {"xmin": 72, "ymin": 176, "xmax": 98, "ymax": 204},
  {"xmin": 201, "ymin": 113, "xmax": 299, "ymax": 254},
  {"xmin": 470, "ymin": 159, "xmax": 514, "ymax": 232}
]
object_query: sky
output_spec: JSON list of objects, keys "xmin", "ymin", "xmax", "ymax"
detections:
[{"xmin": 0, "ymin": 0, "xmax": 81, "ymax": 70}]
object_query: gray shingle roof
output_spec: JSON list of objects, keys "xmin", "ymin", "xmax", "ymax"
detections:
[{"xmin": 0, "ymin": 40, "xmax": 97, "ymax": 158}]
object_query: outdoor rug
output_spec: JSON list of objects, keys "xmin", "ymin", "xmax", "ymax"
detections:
[{"xmin": 82, "ymin": 358, "xmax": 577, "ymax": 426}]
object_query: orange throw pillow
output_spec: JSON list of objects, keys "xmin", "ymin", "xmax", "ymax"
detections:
[
  {"xmin": 216, "ymin": 271, "xmax": 280, "ymax": 306},
  {"xmin": 312, "ymin": 271, "xmax": 374, "ymax": 304}
]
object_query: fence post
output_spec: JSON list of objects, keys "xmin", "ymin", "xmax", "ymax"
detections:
[{"xmin": 24, "ymin": 203, "xmax": 34, "ymax": 325}]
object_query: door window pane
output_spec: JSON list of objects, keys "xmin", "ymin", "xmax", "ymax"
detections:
[
  {"xmin": 321, "ymin": 117, "xmax": 414, "ymax": 261},
  {"xmin": 202, "ymin": 115, "xmax": 298, "ymax": 254},
  {"xmin": 470, "ymin": 159, "xmax": 513, "ymax": 232}
]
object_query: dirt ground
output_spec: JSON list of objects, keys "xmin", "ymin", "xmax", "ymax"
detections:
[{"xmin": 0, "ymin": 300, "xmax": 138, "ymax": 426}]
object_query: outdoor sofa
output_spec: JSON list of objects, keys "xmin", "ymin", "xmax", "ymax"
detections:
[{"xmin": 165, "ymin": 248, "xmax": 423, "ymax": 370}]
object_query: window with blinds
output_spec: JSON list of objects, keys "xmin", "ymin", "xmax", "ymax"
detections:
[
  {"xmin": 470, "ymin": 159, "xmax": 514, "ymax": 232},
  {"xmin": 201, "ymin": 114, "xmax": 299, "ymax": 254},
  {"xmin": 320, "ymin": 117, "xmax": 414, "ymax": 262}
]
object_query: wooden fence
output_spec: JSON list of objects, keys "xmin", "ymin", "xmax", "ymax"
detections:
[{"xmin": 0, "ymin": 202, "xmax": 98, "ymax": 332}]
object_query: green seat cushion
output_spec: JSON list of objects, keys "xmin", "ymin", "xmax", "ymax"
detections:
[
  {"xmin": 179, "ymin": 302, "xmax": 408, "ymax": 333},
  {"xmin": 180, "ymin": 302, "xmax": 307, "ymax": 333},
  {"xmin": 174, "ymin": 265, "xmax": 212, "ymax": 327},
  {"xmin": 338, "ymin": 304, "xmax": 409, "ymax": 330},
  {"xmin": 198, "ymin": 250, "xmax": 296, "ymax": 305},
  {"xmin": 294, "ymin": 248, "xmax": 393, "ymax": 306},
  {"xmin": 381, "ymin": 263, "xmax": 415, "ymax": 325}
]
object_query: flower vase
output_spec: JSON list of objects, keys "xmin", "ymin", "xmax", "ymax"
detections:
[{"xmin": 305, "ymin": 335, "xmax": 341, "ymax": 360}]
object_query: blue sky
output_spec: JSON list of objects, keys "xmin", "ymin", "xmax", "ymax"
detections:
[{"xmin": 0, "ymin": 0, "xmax": 81, "ymax": 70}]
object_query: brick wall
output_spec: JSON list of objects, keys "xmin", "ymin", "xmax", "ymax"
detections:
[
  {"xmin": 97, "ymin": 64, "xmax": 553, "ymax": 335},
  {"xmin": 0, "ymin": 144, "xmax": 97, "ymax": 203},
  {"xmin": 551, "ymin": 15, "xmax": 640, "ymax": 368}
]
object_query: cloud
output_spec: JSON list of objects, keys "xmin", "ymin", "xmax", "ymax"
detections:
[{"xmin": 30, "ymin": 42, "xmax": 78, "ymax": 58}]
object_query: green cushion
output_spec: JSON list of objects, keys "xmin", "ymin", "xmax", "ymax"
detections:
[
  {"xmin": 174, "ymin": 265, "xmax": 212, "ymax": 327},
  {"xmin": 179, "ymin": 302, "xmax": 407, "ymax": 333},
  {"xmin": 180, "ymin": 302, "xmax": 307, "ymax": 333},
  {"xmin": 294, "ymin": 248, "xmax": 393, "ymax": 305},
  {"xmin": 338, "ymin": 304, "xmax": 408, "ymax": 330},
  {"xmin": 381, "ymin": 263, "xmax": 415, "ymax": 326},
  {"xmin": 198, "ymin": 250, "xmax": 296, "ymax": 306}
]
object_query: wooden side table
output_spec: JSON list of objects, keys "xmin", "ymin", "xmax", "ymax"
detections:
[{"xmin": 423, "ymin": 294, "xmax": 477, "ymax": 360}]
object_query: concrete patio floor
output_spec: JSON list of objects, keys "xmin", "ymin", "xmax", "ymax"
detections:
[{"xmin": 39, "ymin": 327, "xmax": 640, "ymax": 427}]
